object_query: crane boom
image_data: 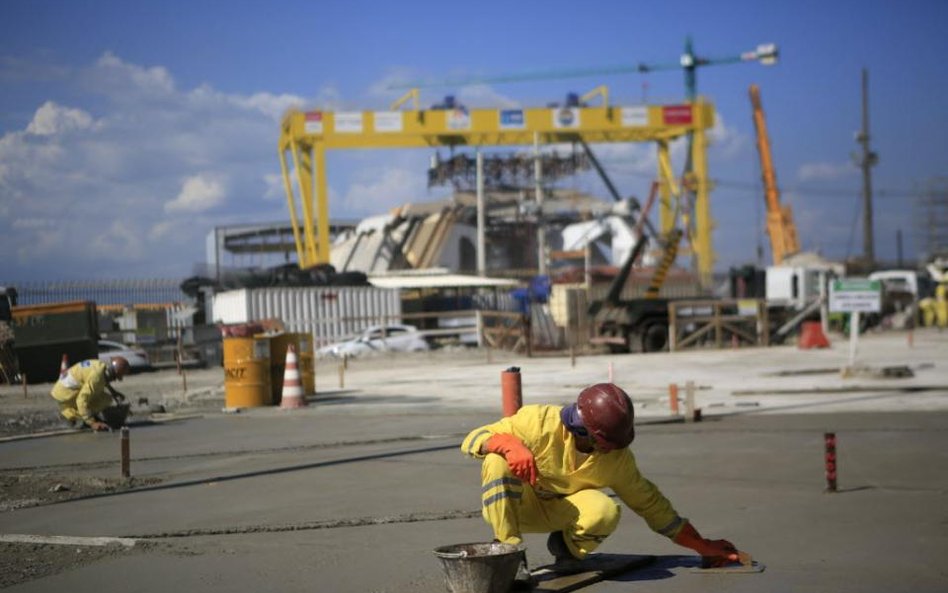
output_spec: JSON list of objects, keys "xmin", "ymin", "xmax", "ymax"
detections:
[{"xmin": 749, "ymin": 84, "xmax": 799, "ymax": 265}]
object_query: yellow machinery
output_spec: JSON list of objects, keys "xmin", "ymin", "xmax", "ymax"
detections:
[
  {"xmin": 749, "ymin": 84, "xmax": 799, "ymax": 265},
  {"xmin": 278, "ymin": 87, "xmax": 718, "ymax": 287}
]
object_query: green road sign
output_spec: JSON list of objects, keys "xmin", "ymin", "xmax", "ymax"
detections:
[{"xmin": 829, "ymin": 278, "xmax": 881, "ymax": 313}]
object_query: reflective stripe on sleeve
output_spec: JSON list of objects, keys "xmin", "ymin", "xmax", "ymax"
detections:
[
  {"xmin": 463, "ymin": 429, "xmax": 492, "ymax": 456},
  {"xmin": 59, "ymin": 374, "xmax": 80, "ymax": 389},
  {"xmin": 657, "ymin": 515, "xmax": 685, "ymax": 537}
]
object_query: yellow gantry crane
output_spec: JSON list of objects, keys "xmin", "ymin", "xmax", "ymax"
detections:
[
  {"xmin": 277, "ymin": 88, "xmax": 718, "ymax": 286},
  {"xmin": 749, "ymin": 84, "xmax": 799, "ymax": 265}
]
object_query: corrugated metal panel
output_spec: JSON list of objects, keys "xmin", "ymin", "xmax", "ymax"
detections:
[
  {"xmin": 212, "ymin": 290, "xmax": 250, "ymax": 323},
  {"xmin": 212, "ymin": 287, "xmax": 401, "ymax": 347}
]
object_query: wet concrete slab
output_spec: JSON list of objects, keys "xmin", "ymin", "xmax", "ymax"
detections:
[{"xmin": 1, "ymin": 329, "xmax": 946, "ymax": 591}]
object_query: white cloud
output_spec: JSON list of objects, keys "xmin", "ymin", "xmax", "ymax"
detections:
[
  {"xmin": 25, "ymin": 101, "xmax": 95, "ymax": 136},
  {"xmin": 707, "ymin": 113, "xmax": 746, "ymax": 160},
  {"xmin": 456, "ymin": 84, "xmax": 520, "ymax": 109},
  {"xmin": 0, "ymin": 54, "xmax": 70, "ymax": 83},
  {"xmin": 0, "ymin": 52, "xmax": 317, "ymax": 280},
  {"xmin": 313, "ymin": 84, "xmax": 345, "ymax": 110},
  {"xmin": 88, "ymin": 51, "xmax": 176, "ymax": 98},
  {"xmin": 797, "ymin": 161, "xmax": 856, "ymax": 182},
  {"xmin": 11, "ymin": 217, "xmax": 57, "ymax": 230},
  {"xmin": 165, "ymin": 173, "xmax": 227, "ymax": 213},
  {"xmin": 263, "ymin": 173, "xmax": 285, "ymax": 201},
  {"xmin": 233, "ymin": 92, "xmax": 305, "ymax": 121},
  {"xmin": 148, "ymin": 221, "xmax": 174, "ymax": 241},
  {"xmin": 89, "ymin": 220, "xmax": 146, "ymax": 261},
  {"xmin": 341, "ymin": 167, "xmax": 429, "ymax": 215}
]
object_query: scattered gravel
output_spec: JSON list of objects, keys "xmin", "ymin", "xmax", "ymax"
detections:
[{"xmin": 0, "ymin": 541, "xmax": 153, "ymax": 589}]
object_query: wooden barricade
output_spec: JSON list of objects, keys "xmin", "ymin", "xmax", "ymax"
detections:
[{"xmin": 668, "ymin": 299, "xmax": 769, "ymax": 352}]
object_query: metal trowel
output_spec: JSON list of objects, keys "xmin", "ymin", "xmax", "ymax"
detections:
[{"xmin": 691, "ymin": 550, "xmax": 765, "ymax": 573}]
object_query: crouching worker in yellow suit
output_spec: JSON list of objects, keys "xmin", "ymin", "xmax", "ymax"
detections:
[
  {"xmin": 50, "ymin": 357, "xmax": 129, "ymax": 431},
  {"xmin": 461, "ymin": 383, "xmax": 740, "ymax": 587}
]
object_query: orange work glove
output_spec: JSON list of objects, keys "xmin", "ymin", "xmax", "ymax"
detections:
[
  {"xmin": 484, "ymin": 433, "xmax": 538, "ymax": 485},
  {"xmin": 673, "ymin": 522, "xmax": 739, "ymax": 567}
]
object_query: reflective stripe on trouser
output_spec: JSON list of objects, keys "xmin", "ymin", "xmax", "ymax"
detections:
[{"xmin": 480, "ymin": 454, "xmax": 621, "ymax": 559}]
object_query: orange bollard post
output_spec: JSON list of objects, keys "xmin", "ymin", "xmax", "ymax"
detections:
[
  {"xmin": 501, "ymin": 367, "xmax": 522, "ymax": 417},
  {"xmin": 668, "ymin": 383, "xmax": 679, "ymax": 415}
]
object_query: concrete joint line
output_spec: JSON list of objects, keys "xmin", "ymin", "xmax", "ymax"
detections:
[
  {"xmin": 0, "ymin": 534, "xmax": 137, "ymax": 548},
  {"xmin": 129, "ymin": 509, "xmax": 481, "ymax": 539}
]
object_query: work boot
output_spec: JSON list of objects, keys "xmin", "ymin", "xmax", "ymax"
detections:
[
  {"xmin": 546, "ymin": 531, "xmax": 586, "ymax": 574},
  {"xmin": 512, "ymin": 550, "xmax": 537, "ymax": 590}
]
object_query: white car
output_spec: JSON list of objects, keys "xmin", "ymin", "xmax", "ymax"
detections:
[
  {"xmin": 98, "ymin": 340, "xmax": 152, "ymax": 373},
  {"xmin": 317, "ymin": 324, "xmax": 429, "ymax": 358}
]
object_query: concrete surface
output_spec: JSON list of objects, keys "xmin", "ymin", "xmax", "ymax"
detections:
[{"xmin": 1, "ymin": 328, "xmax": 947, "ymax": 592}]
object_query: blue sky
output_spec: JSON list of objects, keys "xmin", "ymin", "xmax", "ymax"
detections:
[{"xmin": 1, "ymin": 0, "xmax": 946, "ymax": 282}]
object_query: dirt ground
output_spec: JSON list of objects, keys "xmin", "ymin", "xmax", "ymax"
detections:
[
  {"xmin": 0, "ymin": 366, "xmax": 226, "ymax": 439},
  {"xmin": 0, "ymin": 542, "xmax": 137, "ymax": 589},
  {"xmin": 0, "ymin": 470, "xmax": 162, "ymax": 588},
  {"xmin": 2, "ymin": 333, "xmax": 946, "ymax": 592},
  {"xmin": 0, "ymin": 370, "xmax": 200, "ymax": 587}
]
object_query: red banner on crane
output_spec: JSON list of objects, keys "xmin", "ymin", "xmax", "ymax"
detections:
[{"xmin": 662, "ymin": 105, "xmax": 693, "ymax": 125}]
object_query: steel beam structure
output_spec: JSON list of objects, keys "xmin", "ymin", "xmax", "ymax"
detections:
[{"xmin": 277, "ymin": 90, "xmax": 716, "ymax": 286}]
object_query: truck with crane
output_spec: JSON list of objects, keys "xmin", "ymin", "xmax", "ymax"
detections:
[{"xmin": 586, "ymin": 227, "xmax": 689, "ymax": 353}]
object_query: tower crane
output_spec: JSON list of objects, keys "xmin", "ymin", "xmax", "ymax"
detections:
[{"xmin": 748, "ymin": 83, "xmax": 800, "ymax": 265}]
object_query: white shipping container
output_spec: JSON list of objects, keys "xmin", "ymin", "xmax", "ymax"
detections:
[{"xmin": 211, "ymin": 286, "xmax": 402, "ymax": 347}]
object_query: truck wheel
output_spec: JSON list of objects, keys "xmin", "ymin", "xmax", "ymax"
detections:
[{"xmin": 642, "ymin": 323, "xmax": 668, "ymax": 353}]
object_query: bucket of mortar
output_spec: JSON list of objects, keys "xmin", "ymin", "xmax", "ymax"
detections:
[
  {"xmin": 433, "ymin": 542, "xmax": 523, "ymax": 593},
  {"xmin": 99, "ymin": 403, "xmax": 130, "ymax": 429}
]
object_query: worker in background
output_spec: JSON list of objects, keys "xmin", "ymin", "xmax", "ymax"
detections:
[
  {"xmin": 461, "ymin": 383, "xmax": 740, "ymax": 586},
  {"xmin": 50, "ymin": 357, "xmax": 129, "ymax": 431},
  {"xmin": 936, "ymin": 283, "xmax": 947, "ymax": 329},
  {"xmin": 919, "ymin": 282, "xmax": 947, "ymax": 329}
]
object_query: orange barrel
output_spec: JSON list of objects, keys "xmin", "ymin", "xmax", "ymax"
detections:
[
  {"xmin": 259, "ymin": 332, "xmax": 299, "ymax": 406},
  {"xmin": 223, "ymin": 337, "xmax": 272, "ymax": 408},
  {"xmin": 295, "ymin": 332, "xmax": 316, "ymax": 396}
]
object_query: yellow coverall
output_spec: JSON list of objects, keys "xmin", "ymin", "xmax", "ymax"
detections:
[
  {"xmin": 50, "ymin": 360, "xmax": 113, "ymax": 427},
  {"xmin": 461, "ymin": 405, "xmax": 685, "ymax": 559},
  {"xmin": 936, "ymin": 284, "xmax": 947, "ymax": 328}
]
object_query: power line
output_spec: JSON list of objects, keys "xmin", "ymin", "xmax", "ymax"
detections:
[
  {"xmin": 593, "ymin": 168, "xmax": 920, "ymax": 199},
  {"xmin": 710, "ymin": 178, "xmax": 918, "ymax": 199}
]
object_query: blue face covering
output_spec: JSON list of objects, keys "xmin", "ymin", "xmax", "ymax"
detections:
[{"xmin": 560, "ymin": 403, "xmax": 588, "ymax": 437}]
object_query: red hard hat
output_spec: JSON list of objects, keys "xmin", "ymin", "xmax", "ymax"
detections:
[
  {"xmin": 109, "ymin": 356, "xmax": 130, "ymax": 381},
  {"xmin": 577, "ymin": 383, "xmax": 635, "ymax": 450}
]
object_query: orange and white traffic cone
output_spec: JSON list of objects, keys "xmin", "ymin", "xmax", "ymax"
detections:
[
  {"xmin": 59, "ymin": 354, "xmax": 69, "ymax": 379},
  {"xmin": 279, "ymin": 345, "xmax": 306, "ymax": 409}
]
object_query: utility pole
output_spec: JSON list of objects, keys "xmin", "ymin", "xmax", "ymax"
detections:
[{"xmin": 856, "ymin": 68, "xmax": 879, "ymax": 266}]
